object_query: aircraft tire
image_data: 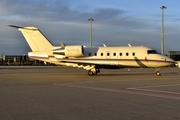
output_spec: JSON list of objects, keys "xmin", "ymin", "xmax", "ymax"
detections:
[
  {"xmin": 96, "ymin": 69, "xmax": 100, "ymax": 74},
  {"xmin": 88, "ymin": 70, "xmax": 94, "ymax": 76},
  {"xmin": 155, "ymin": 71, "xmax": 161, "ymax": 76}
]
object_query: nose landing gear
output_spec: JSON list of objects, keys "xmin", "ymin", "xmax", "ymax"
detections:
[
  {"xmin": 155, "ymin": 71, "xmax": 161, "ymax": 76},
  {"xmin": 155, "ymin": 68, "xmax": 161, "ymax": 76}
]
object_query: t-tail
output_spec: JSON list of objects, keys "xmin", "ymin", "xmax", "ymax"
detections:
[
  {"xmin": 7, "ymin": 25, "xmax": 53, "ymax": 51},
  {"xmin": 7, "ymin": 25, "xmax": 60, "ymax": 64}
]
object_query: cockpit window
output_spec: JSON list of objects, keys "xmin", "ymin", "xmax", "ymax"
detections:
[{"xmin": 147, "ymin": 50, "xmax": 158, "ymax": 54}]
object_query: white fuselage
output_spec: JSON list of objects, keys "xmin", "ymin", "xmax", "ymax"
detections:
[
  {"xmin": 8, "ymin": 25, "xmax": 175, "ymax": 75},
  {"xmin": 28, "ymin": 46, "xmax": 175, "ymax": 69}
]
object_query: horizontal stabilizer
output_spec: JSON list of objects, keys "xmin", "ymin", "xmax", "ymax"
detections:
[
  {"xmin": 6, "ymin": 24, "xmax": 23, "ymax": 29},
  {"xmin": 6, "ymin": 24, "xmax": 38, "ymax": 30}
]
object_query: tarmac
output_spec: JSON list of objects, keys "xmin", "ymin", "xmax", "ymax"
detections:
[{"xmin": 0, "ymin": 66, "xmax": 180, "ymax": 120}]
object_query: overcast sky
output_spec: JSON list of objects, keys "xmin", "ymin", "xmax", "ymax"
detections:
[{"xmin": 0, "ymin": 0, "xmax": 180, "ymax": 55}]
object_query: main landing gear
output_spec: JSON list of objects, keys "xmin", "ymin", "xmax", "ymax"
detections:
[
  {"xmin": 155, "ymin": 68, "xmax": 161, "ymax": 76},
  {"xmin": 88, "ymin": 69, "xmax": 100, "ymax": 76},
  {"xmin": 88, "ymin": 68, "xmax": 162, "ymax": 76}
]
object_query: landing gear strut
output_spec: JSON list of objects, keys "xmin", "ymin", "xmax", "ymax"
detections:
[{"xmin": 88, "ymin": 69, "xmax": 100, "ymax": 76}]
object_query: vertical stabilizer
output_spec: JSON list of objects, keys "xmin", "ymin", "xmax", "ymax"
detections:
[{"xmin": 7, "ymin": 25, "xmax": 53, "ymax": 52}]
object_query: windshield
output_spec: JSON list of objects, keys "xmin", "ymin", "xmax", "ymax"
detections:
[{"xmin": 147, "ymin": 50, "xmax": 158, "ymax": 54}]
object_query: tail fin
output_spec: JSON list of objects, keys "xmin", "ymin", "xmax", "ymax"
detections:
[{"xmin": 7, "ymin": 25, "xmax": 53, "ymax": 52}]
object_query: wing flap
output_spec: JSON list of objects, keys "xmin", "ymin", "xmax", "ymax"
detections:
[{"xmin": 60, "ymin": 59, "xmax": 123, "ymax": 69}]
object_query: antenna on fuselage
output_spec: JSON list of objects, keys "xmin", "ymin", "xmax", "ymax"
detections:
[
  {"xmin": 60, "ymin": 42, "xmax": 66, "ymax": 48},
  {"xmin": 128, "ymin": 44, "xmax": 132, "ymax": 47}
]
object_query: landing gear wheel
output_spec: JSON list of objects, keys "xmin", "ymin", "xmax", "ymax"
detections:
[
  {"xmin": 88, "ymin": 70, "xmax": 94, "ymax": 76},
  {"xmin": 96, "ymin": 69, "xmax": 100, "ymax": 74},
  {"xmin": 88, "ymin": 69, "xmax": 100, "ymax": 76},
  {"xmin": 155, "ymin": 71, "xmax": 161, "ymax": 76},
  {"xmin": 93, "ymin": 71, "xmax": 98, "ymax": 75},
  {"xmin": 155, "ymin": 68, "xmax": 161, "ymax": 76}
]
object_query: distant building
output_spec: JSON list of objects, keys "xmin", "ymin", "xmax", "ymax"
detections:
[
  {"xmin": 167, "ymin": 51, "xmax": 180, "ymax": 61},
  {"xmin": 0, "ymin": 54, "xmax": 53, "ymax": 66},
  {"xmin": 1, "ymin": 54, "xmax": 30, "ymax": 65}
]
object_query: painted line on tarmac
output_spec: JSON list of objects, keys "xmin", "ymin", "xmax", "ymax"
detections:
[
  {"xmin": 126, "ymin": 84, "xmax": 180, "ymax": 95},
  {"xmin": 127, "ymin": 84, "xmax": 180, "ymax": 89},
  {"xmin": 54, "ymin": 78, "xmax": 158, "ymax": 85},
  {"xmin": 54, "ymin": 83, "xmax": 180, "ymax": 100}
]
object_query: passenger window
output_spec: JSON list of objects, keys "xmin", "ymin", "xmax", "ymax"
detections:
[
  {"xmin": 113, "ymin": 53, "xmax": 116, "ymax": 56},
  {"xmin": 101, "ymin": 53, "xmax": 103, "ymax": 56},
  {"xmin": 126, "ymin": 53, "xmax": 129, "ymax": 56},
  {"xmin": 132, "ymin": 52, "xmax": 135, "ymax": 56},
  {"xmin": 119, "ymin": 53, "xmax": 122, "ymax": 56}
]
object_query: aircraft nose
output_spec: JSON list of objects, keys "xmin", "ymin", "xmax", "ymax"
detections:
[{"xmin": 166, "ymin": 57, "xmax": 175, "ymax": 65}]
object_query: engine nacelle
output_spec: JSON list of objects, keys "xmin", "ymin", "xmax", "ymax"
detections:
[{"xmin": 64, "ymin": 45, "xmax": 84, "ymax": 57}]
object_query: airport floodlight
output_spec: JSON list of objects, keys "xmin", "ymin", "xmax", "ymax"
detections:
[
  {"xmin": 160, "ymin": 6, "xmax": 167, "ymax": 10},
  {"xmin": 160, "ymin": 6, "xmax": 167, "ymax": 54},
  {"xmin": 88, "ymin": 18, "xmax": 94, "ymax": 47}
]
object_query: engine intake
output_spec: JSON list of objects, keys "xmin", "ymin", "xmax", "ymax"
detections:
[{"xmin": 65, "ymin": 46, "xmax": 84, "ymax": 57}]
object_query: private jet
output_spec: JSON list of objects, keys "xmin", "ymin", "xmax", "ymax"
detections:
[{"xmin": 7, "ymin": 25, "xmax": 175, "ymax": 76}]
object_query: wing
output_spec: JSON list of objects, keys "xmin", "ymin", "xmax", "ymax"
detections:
[{"xmin": 60, "ymin": 58, "xmax": 125, "ymax": 70}]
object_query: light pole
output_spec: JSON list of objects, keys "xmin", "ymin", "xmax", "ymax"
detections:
[
  {"xmin": 160, "ymin": 6, "xmax": 167, "ymax": 54},
  {"xmin": 88, "ymin": 18, "xmax": 94, "ymax": 47}
]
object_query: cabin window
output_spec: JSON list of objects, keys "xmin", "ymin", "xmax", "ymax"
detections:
[
  {"xmin": 94, "ymin": 53, "xmax": 97, "ymax": 56},
  {"xmin": 89, "ymin": 53, "xmax": 91, "ymax": 56},
  {"xmin": 132, "ymin": 52, "xmax": 135, "ymax": 56},
  {"xmin": 126, "ymin": 52, "xmax": 129, "ymax": 56},
  {"xmin": 147, "ymin": 50, "xmax": 158, "ymax": 54},
  {"xmin": 119, "ymin": 53, "xmax": 122, "ymax": 56},
  {"xmin": 113, "ymin": 53, "xmax": 116, "ymax": 56},
  {"xmin": 107, "ymin": 53, "xmax": 110, "ymax": 56},
  {"xmin": 101, "ymin": 53, "xmax": 103, "ymax": 56}
]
